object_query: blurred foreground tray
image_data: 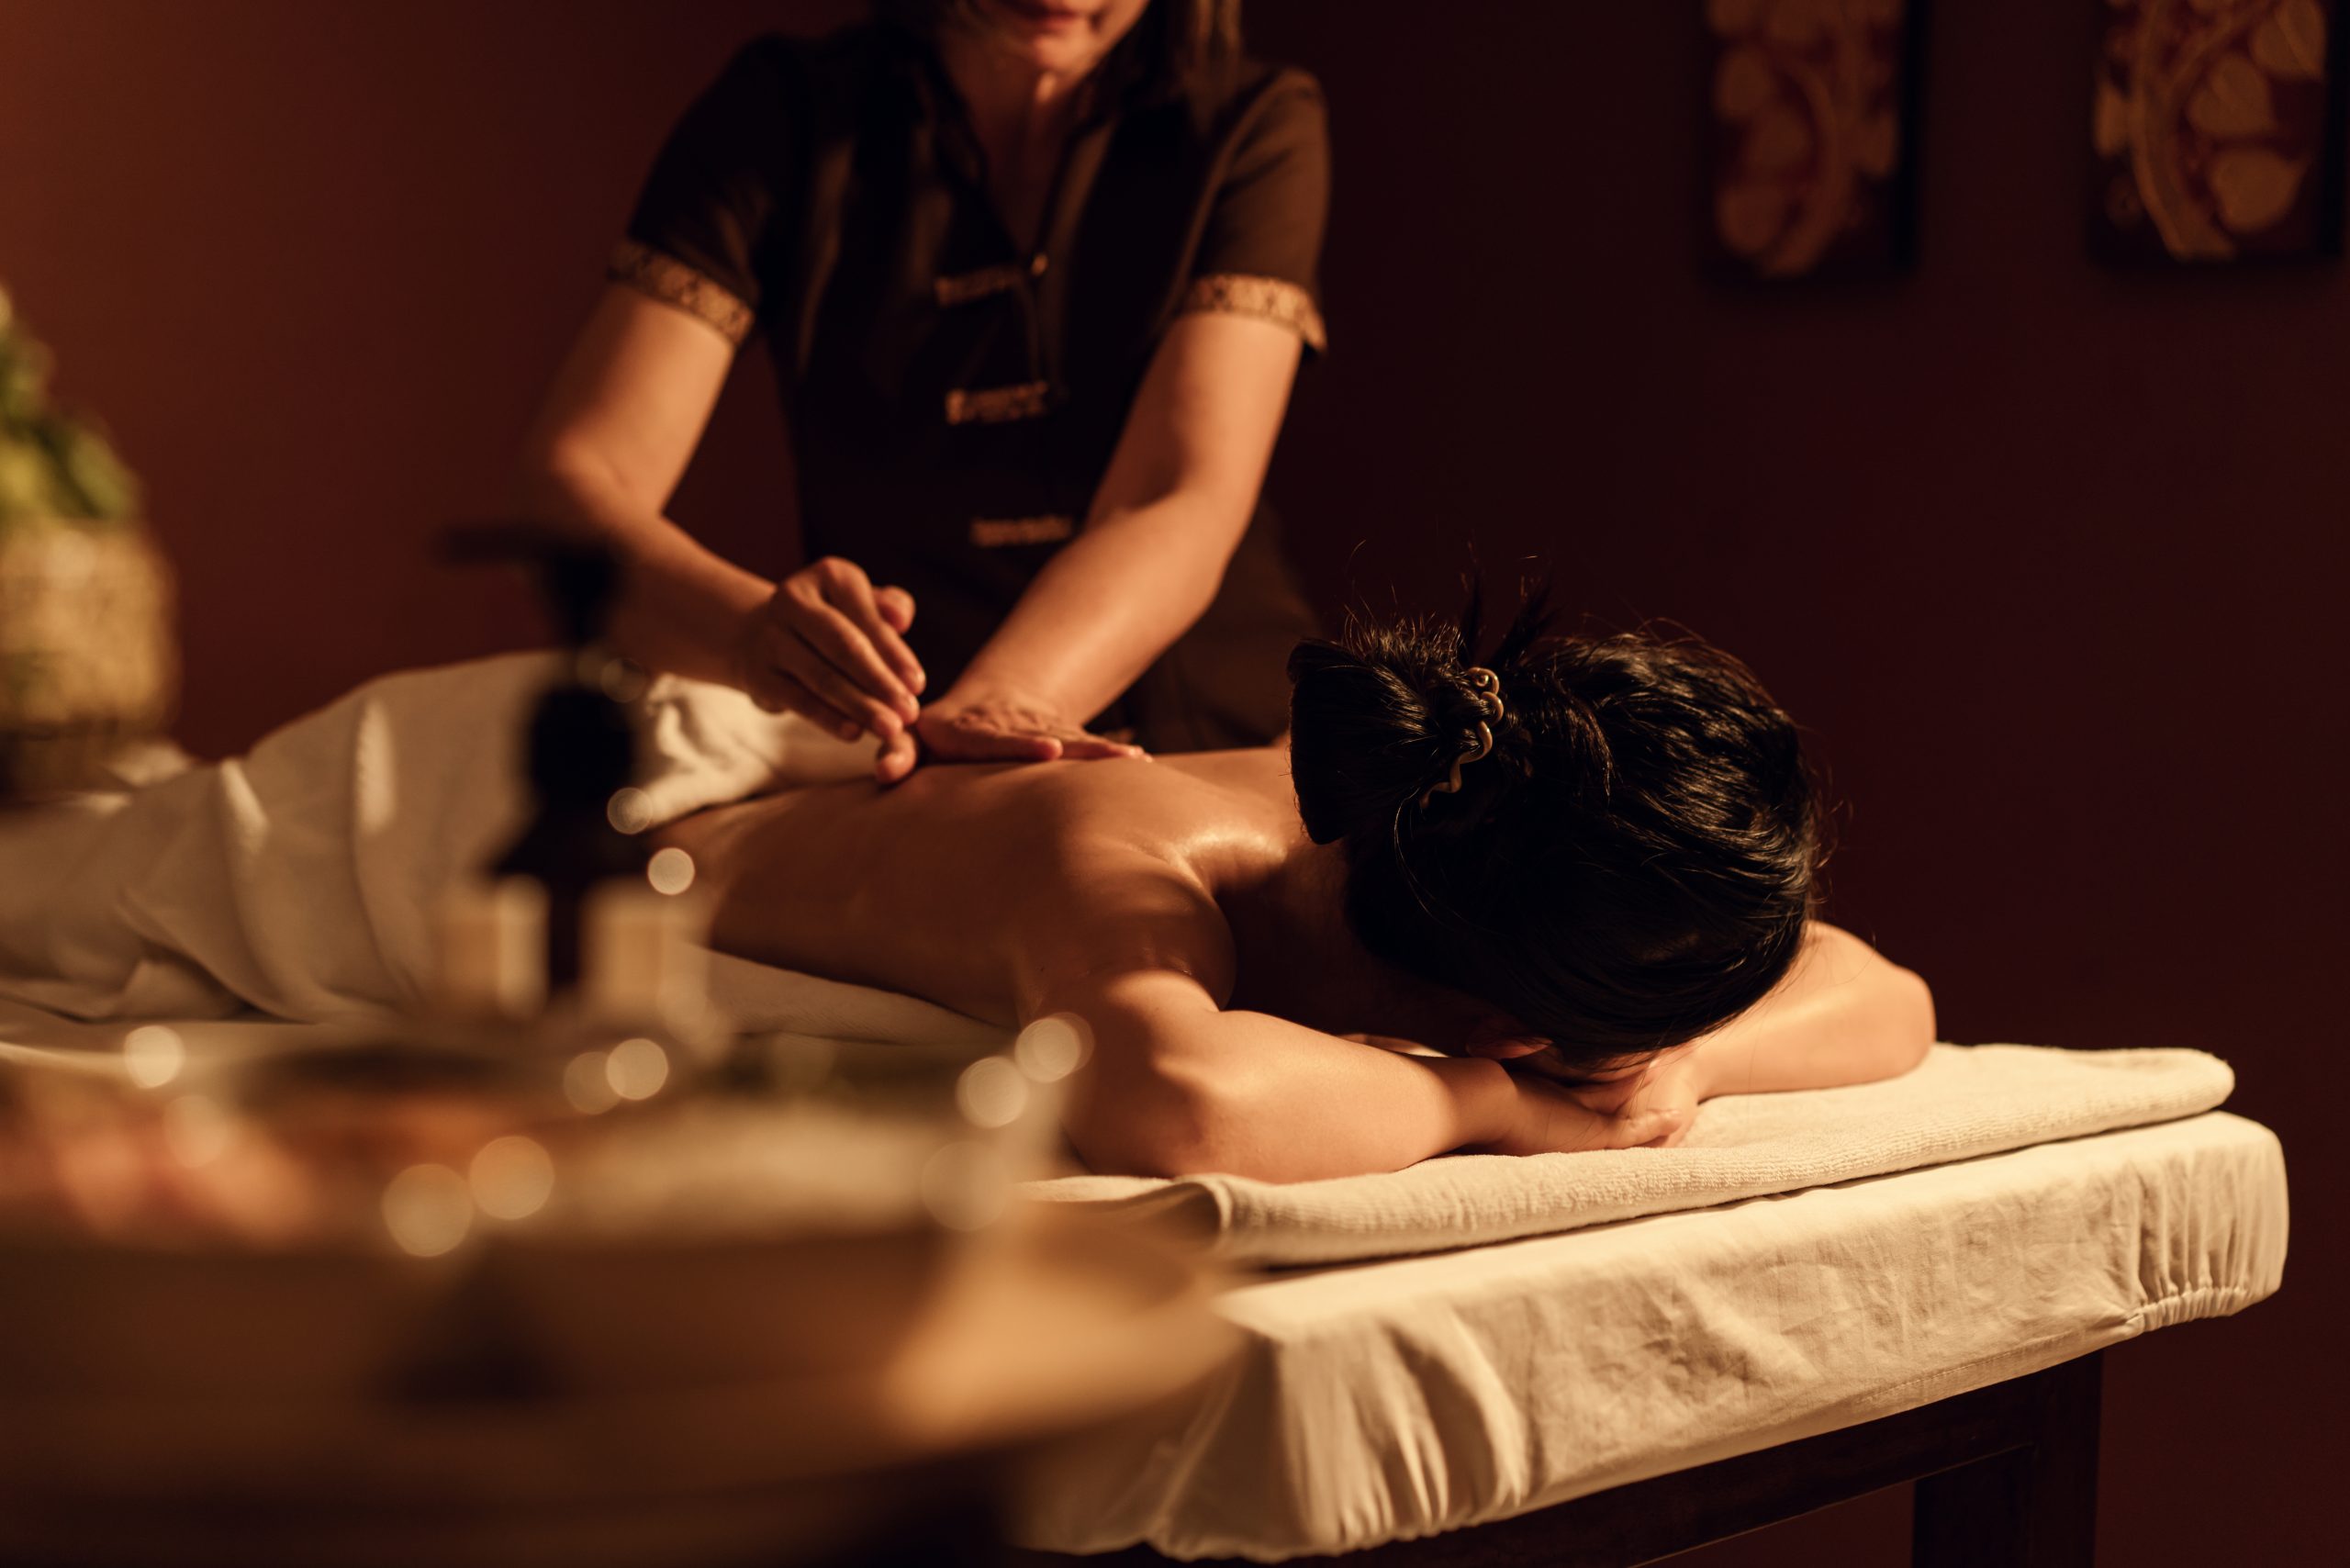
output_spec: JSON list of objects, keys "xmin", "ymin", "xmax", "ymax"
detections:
[{"xmin": 0, "ymin": 1211, "xmax": 1230, "ymax": 1568}]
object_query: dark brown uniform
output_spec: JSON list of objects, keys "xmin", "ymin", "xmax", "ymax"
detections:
[{"xmin": 610, "ymin": 23, "xmax": 1328, "ymax": 751}]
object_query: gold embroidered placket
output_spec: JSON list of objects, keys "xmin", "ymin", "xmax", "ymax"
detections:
[
  {"xmin": 944, "ymin": 381, "xmax": 1052, "ymax": 426},
  {"xmin": 934, "ymin": 253, "xmax": 1049, "ymax": 307}
]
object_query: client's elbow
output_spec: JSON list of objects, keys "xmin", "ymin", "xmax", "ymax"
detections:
[
  {"xmin": 510, "ymin": 441, "xmax": 641, "ymax": 541},
  {"xmin": 1062, "ymin": 1060, "xmax": 1233, "ymax": 1180}
]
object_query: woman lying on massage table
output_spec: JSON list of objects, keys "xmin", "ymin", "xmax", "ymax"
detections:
[{"xmin": 666, "ymin": 597, "xmax": 1936, "ymax": 1182}]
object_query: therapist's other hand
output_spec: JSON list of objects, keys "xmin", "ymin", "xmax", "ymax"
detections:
[
  {"xmin": 733, "ymin": 558, "xmax": 926, "ymax": 745},
  {"xmin": 872, "ymin": 685, "xmax": 1145, "ymax": 785}
]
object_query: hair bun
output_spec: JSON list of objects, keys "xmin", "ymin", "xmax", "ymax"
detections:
[
  {"xmin": 1287, "ymin": 625, "xmax": 1472, "ymax": 845},
  {"xmin": 1288, "ymin": 588, "xmax": 1819, "ymax": 1069}
]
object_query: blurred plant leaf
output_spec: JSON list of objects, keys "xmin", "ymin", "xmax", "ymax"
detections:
[{"xmin": 0, "ymin": 284, "xmax": 142, "ymax": 527}]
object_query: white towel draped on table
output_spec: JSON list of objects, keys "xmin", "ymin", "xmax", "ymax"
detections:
[{"xmin": 1029, "ymin": 1044, "xmax": 2238, "ymax": 1265}]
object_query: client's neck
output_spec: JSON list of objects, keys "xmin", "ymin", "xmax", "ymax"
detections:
[{"xmin": 1223, "ymin": 840, "xmax": 1485, "ymax": 1050}]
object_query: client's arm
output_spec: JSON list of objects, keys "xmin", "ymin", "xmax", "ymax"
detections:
[
  {"xmin": 1556, "ymin": 924, "xmax": 1932, "ymax": 1146},
  {"xmin": 1052, "ymin": 969, "xmax": 1687, "ymax": 1182},
  {"xmin": 1691, "ymin": 921, "xmax": 1936, "ymax": 1099}
]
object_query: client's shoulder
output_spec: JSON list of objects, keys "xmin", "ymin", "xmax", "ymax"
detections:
[
  {"xmin": 1024, "ymin": 748, "xmax": 1298, "ymax": 870},
  {"xmin": 996, "ymin": 745, "xmax": 1286, "ymax": 831},
  {"xmin": 991, "ymin": 750, "xmax": 1297, "ymax": 1012}
]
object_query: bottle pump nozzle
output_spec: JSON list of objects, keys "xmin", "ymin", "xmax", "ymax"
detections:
[{"xmin": 441, "ymin": 523, "xmax": 647, "ymax": 994}]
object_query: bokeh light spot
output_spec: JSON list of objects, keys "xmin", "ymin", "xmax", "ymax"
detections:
[
  {"xmin": 646, "ymin": 846, "xmax": 696, "ymax": 895},
  {"xmin": 956, "ymin": 1055, "xmax": 1029, "ymax": 1129},
  {"xmin": 469, "ymin": 1135, "xmax": 555, "ymax": 1221},
  {"xmin": 383, "ymin": 1165, "xmax": 473, "ymax": 1257},
  {"xmin": 605, "ymin": 1037, "xmax": 670, "ymax": 1101},
  {"xmin": 122, "ymin": 1025, "xmax": 185, "ymax": 1089},
  {"xmin": 564, "ymin": 1050, "xmax": 619, "ymax": 1114},
  {"xmin": 1013, "ymin": 1015, "xmax": 1090, "ymax": 1082},
  {"xmin": 599, "ymin": 657, "xmax": 650, "ymax": 704},
  {"xmin": 606, "ymin": 787, "xmax": 654, "ymax": 834}
]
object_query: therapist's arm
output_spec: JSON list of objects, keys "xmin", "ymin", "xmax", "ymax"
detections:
[
  {"xmin": 880, "ymin": 310, "xmax": 1304, "ymax": 782},
  {"xmin": 515, "ymin": 286, "xmax": 925, "ymax": 745}
]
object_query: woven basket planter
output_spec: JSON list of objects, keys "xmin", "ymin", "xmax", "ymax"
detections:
[{"xmin": 0, "ymin": 521, "xmax": 175, "ymax": 795}]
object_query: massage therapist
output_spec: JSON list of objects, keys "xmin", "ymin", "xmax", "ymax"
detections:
[{"xmin": 518, "ymin": 0, "xmax": 1328, "ymax": 781}]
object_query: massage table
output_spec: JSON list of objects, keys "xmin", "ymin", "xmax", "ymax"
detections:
[{"xmin": 1010, "ymin": 1106, "xmax": 2282, "ymax": 1564}]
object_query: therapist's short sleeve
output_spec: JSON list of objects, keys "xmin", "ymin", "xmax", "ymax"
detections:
[
  {"xmin": 1179, "ymin": 70, "xmax": 1331, "ymax": 353},
  {"xmin": 610, "ymin": 39, "xmax": 800, "ymax": 347}
]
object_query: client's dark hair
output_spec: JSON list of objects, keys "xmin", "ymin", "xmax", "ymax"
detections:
[{"xmin": 1287, "ymin": 590, "xmax": 1819, "ymax": 1074}]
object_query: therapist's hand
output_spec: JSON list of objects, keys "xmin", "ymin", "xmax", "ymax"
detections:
[
  {"xmin": 733, "ymin": 558, "xmax": 926, "ymax": 745},
  {"xmin": 872, "ymin": 684, "xmax": 1145, "ymax": 785}
]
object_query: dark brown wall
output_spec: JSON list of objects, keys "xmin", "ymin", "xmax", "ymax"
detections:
[
  {"xmin": 2, "ymin": 3, "xmax": 2337, "ymax": 1562},
  {"xmin": 0, "ymin": 0, "xmax": 840, "ymax": 745}
]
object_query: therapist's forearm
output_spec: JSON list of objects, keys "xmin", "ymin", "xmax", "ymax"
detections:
[
  {"xmin": 515, "ymin": 459, "xmax": 773, "ymax": 687},
  {"xmin": 949, "ymin": 495, "xmax": 1239, "ymax": 723}
]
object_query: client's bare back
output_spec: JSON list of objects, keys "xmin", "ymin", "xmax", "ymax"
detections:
[{"xmin": 661, "ymin": 749, "xmax": 1306, "ymax": 1027}]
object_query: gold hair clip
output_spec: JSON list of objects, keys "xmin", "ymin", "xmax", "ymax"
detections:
[{"xmin": 1420, "ymin": 666, "xmax": 1507, "ymax": 807}]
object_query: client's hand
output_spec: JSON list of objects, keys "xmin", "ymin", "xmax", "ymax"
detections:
[
  {"xmin": 733, "ymin": 557, "xmax": 926, "ymax": 745},
  {"xmin": 1569, "ymin": 1048, "xmax": 1705, "ymax": 1150},
  {"xmin": 1475, "ymin": 1070, "xmax": 1691, "ymax": 1158},
  {"xmin": 873, "ymin": 685, "xmax": 1144, "ymax": 785}
]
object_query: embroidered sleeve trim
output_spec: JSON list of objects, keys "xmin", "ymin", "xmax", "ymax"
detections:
[
  {"xmin": 935, "ymin": 253, "xmax": 1048, "ymax": 308},
  {"xmin": 1178, "ymin": 273, "xmax": 1326, "ymax": 352},
  {"xmin": 944, "ymin": 380, "xmax": 1052, "ymax": 426},
  {"xmin": 607, "ymin": 241, "xmax": 755, "ymax": 347},
  {"xmin": 969, "ymin": 514, "xmax": 1076, "ymax": 548}
]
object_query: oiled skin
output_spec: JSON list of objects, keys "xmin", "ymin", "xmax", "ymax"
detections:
[{"xmin": 663, "ymin": 748, "xmax": 1365, "ymax": 1032}]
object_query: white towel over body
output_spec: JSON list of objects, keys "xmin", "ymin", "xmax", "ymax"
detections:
[{"xmin": 0, "ymin": 653, "xmax": 995, "ymax": 1048}]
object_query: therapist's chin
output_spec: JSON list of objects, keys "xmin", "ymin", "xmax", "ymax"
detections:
[{"xmin": 972, "ymin": 0, "xmax": 1131, "ymax": 76}]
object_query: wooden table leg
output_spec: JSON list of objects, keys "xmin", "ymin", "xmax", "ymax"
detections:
[{"xmin": 1912, "ymin": 1350, "xmax": 2101, "ymax": 1568}]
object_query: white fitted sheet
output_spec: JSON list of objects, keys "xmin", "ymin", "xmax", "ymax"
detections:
[{"xmin": 1013, "ymin": 1110, "xmax": 2288, "ymax": 1562}]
